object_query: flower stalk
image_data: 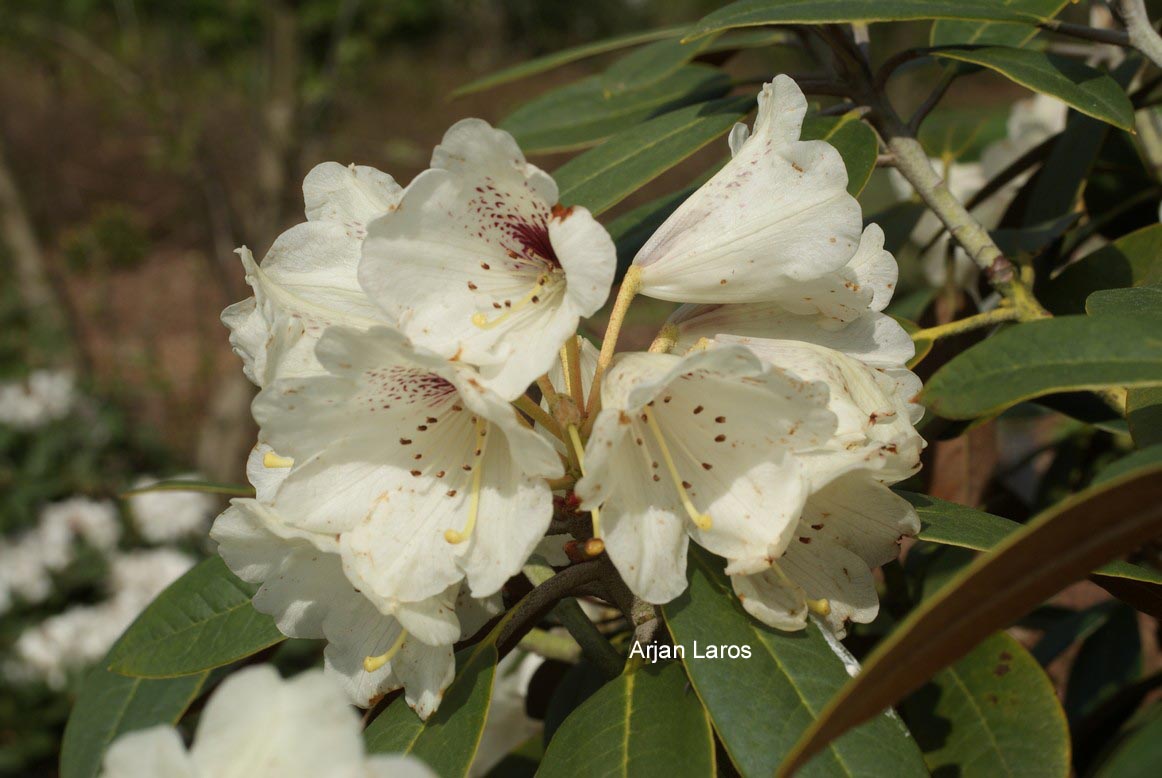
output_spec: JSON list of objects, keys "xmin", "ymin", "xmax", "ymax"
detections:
[
  {"xmin": 910, "ymin": 306, "xmax": 1022, "ymax": 342},
  {"xmin": 587, "ymin": 266, "xmax": 642, "ymax": 419}
]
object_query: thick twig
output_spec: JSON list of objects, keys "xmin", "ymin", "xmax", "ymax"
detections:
[
  {"xmin": 521, "ymin": 558, "xmax": 624, "ymax": 677},
  {"xmin": 1117, "ymin": 0, "xmax": 1162, "ymax": 70},
  {"xmin": 1039, "ymin": 18, "xmax": 1131, "ymax": 48}
]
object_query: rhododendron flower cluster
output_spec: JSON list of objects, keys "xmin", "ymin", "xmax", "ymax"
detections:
[{"xmin": 215, "ymin": 74, "xmax": 925, "ymax": 719}]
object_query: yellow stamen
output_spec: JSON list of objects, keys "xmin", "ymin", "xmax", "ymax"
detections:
[
  {"xmin": 363, "ymin": 629, "xmax": 408, "ymax": 673},
  {"xmin": 566, "ymin": 424, "xmax": 603, "ymax": 540},
  {"xmin": 642, "ymin": 407, "xmax": 712, "ymax": 531},
  {"xmin": 445, "ymin": 417, "xmax": 489, "ymax": 544},
  {"xmin": 770, "ymin": 560, "xmax": 831, "ymax": 617},
  {"xmin": 262, "ymin": 451, "xmax": 293, "ymax": 468},
  {"xmin": 471, "ymin": 275, "xmax": 550, "ymax": 329}
]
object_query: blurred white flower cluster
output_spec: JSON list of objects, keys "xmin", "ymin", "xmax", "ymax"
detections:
[
  {"xmin": 891, "ymin": 95, "xmax": 1067, "ymax": 295},
  {"xmin": 0, "ymin": 370, "xmax": 76, "ymax": 429},
  {"xmin": 0, "ymin": 498, "xmax": 119, "ymax": 615},
  {"xmin": 2, "ymin": 484, "xmax": 211, "ymax": 688},
  {"xmin": 126, "ymin": 475, "xmax": 216, "ymax": 542},
  {"xmin": 6, "ymin": 549, "xmax": 193, "ymax": 689},
  {"xmin": 214, "ymin": 74, "xmax": 924, "ymax": 720}
]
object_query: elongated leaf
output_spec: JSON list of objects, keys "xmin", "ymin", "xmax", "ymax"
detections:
[
  {"xmin": 608, "ymin": 181, "xmax": 702, "ymax": 275},
  {"xmin": 687, "ymin": 1, "xmax": 1041, "ymax": 40},
  {"xmin": 901, "ymin": 633, "xmax": 1070, "ymax": 777},
  {"xmin": 665, "ymin": 548, "xmax": 927, "ymax": 777},
  {"xmin": 1033, "ymin": 601, "xmax": 1119, "ymax": 666},
  {"xmin": 120, "ymin": 478, "xmax": 253, "ymax": 497},
  {"xmin": 1087, "ymin": 285, "xmax": 1162, "ymax": 317},
  {"xmin": 1128, "ymin": 388, "xmax": 1162, "ymax": 448},
  {"xmin": 779, "ymin": 467, "xmax": 1162, "ymax": 776},
  {"xmin": 1041, "ymin": 224, "xmax": 1162, "ymax": 315},
  {"xmin": 451, "ymin": 26, "xmax": 687, "ymax": 97},
  {"xmin": 555, "ymin": 96, "xmax": 753, "ymax": 215},
  {"xmin": 931, "ymin": 0, "xmax": 1068, "ymax": 47},
  {"xmin": 364, "ymin": 644, "xmax": 497, "ymax": 777},
  {"xmin": 802, "ymin": 113, "xmax": 877, "ymax": 196},
  {"xmin": 1064, "ymin": 604, "xmax": 1141, "ymax": 724},
  {"xmin": 921, "ymin": 315, "xmax": 1162, "ymax": 420},
  {"xmin": 107, "ymin": 556, "xmax": 284, "ymax": 678},
  {"xmin": 1094, "ymin": 702, "xmax": 1162, "ymax": 777},
  {"xmin": 903, "ymin": 491, "xmax": 1162, "ymax": 586},
  {"xmin": 602, "ymin": 35, "xmax": 718, "ymax": 93},
  {"xmin": 502, "ymin": 65, "xmax": 730, "ymax": 153},
  {"xmin": 538, "ymin": 661, "xmax": 715, "ymax": 778},
  {"xmin": 931, "ymin": 48, "xmax": 1134, "ymax": 130},
  {"xmin": 60, "ymin": 660, "xmax": 207, "ymax": 778}
]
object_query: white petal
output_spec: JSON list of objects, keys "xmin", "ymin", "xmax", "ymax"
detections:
[
  {"xmin": 210, "ymin": 500, "xmax": 350, "ymax": 640},
  {"xmin": 671, "ymin": 301, "xmax": 915, "ymax": 370},
  {"xmin": 191, "ymin": 666, "xmax": 365, "ymax": 777},
  {"xmin": 102, "ymin": 727, "xmax": 195, "ymax": 778},
  {"xmin": 580, "ymin": 347, "xmax": 835, "ymax": 589},
  {"xmin": 246, "ymin": 442, "xmax": 292, "ymax": 502},
  {"xmin": 731, "ymin": 568, "xmax": 807, "ymax": 632},
  {"xmin": 633, "ymin": 75, "xmax": 862, "ymax": 302},
  {"xmin": 801, "ymin": 472, "xmax": 919, "ymax": 569},
  {"xmin": 303, "ymin": 162, "xmax": 402, "ymax": 230},
  {"xmin": 254, "ymin": 326, "xmax": 558, "ymax": 605},
  {"xmin": 360, "ymin": 120, "xmax": 613, "ymax": 399},
  {"xmin": 780, "ymin": 538, "xmax": 879, "ymax": 637}
]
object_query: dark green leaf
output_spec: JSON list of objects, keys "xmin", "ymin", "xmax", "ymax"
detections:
[
  {"xmin": 120, "ymin": 478, "xmax": 254, "ymax": 497},
  {"xmin": 931, "ymin": 1, "xmax": 1069, "ymax": 47},
  {"xmin": 687, "ymin": 1, "xmax": 1042, "ymax": 40},
  {"xmin": 1041, "ymin": 223, "xmax": 1162, "ymax": 314},
  {"xmin": 602, "ymin": 35, "xmax": 718, "ymax": 93},
  {"xmin": 664, "ymin": 548, "xmax": 927, "ymax": 777},
  {"xmin": 1128, "ymin": 388, "xmax": 1162, "ymax": 448},
  {"xmin": 802, "ymin": 113, "xmax": 877, "ymax": 196},
  {"xmin": 920, "ymin": 315, "xmax": 1162, "ymax": 420},
  {"xmin": 781, "ymin": 468, "xmax": 1162, "ymax": 775},
  {"xmin": 931, "ymin": 48, "xmax": 1134, "ymax": 131},
  {"xmin": 107, "ymin": 556, "xmax": 284, "ymax": 678},
  {"xmin": 60, "ymin": 660, "xmax": 207, "ymax": 778},
  {"xmin": 555, "ymin": 96, "xmax": 754, "ymax": 215},
  {"xmin": 451, "ymin": 26, "xmax": 687, "ymax": 97},
  {"xmin": 1086, "ymin": 285, "xmax": 1162, "ymax": 318},
  {"xmin": 1032, "ymin": 601, "xmax": 1118, "ymax": 666},
  {"xmin": 364, "ymin": 644, "xmax": 497, "ymax": 777},
  {"xmin": 1065, "ymin": 604, "xmax": 1141, "ymax": 724},
  {"xmin": 542, "ymin": 660, "xmax": 610, "ymax": 746},
  {"xmin": 901, "ymin": 633, "xmax": 1070, "ymax": 776},
  {"xmin": 538, "ymin": 661, "xmax": 715, "ymax": 778},
  {"xmin": 903, "ymin": 491, "xmax": 1162, "ymax": 586},
  {"xmin": 1094, "ymin": 445, "xmax": 1162, "ymax": 487},
  {"xmin": 1094, "ymin": 701, "xmax": 1162, "ymax": 777},
  {"xmin": 502, "ymin": 65, "xmax": 730, "ymax": 154}
]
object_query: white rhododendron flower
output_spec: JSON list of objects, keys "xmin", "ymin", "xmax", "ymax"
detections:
[
  {"xmin": 100, "ymin": 666, "xmax": 436, "ymax": 778},
  {"xmin": 253, "ymin": 326, "xmax": 562, "ymax": 607},
  {"xmin": 660, "ymin": 244, "xmax": 924, "ymax": 635},
  {"xmin": 213, "ymin": 501, "xmax": 494, "ymax": 714},
  {"xmin": 576, "ymin": 346, "xmax": 836, "ymax": 603},
  {"xmin": 222, "ymin": 162, "xmax": 402, "ymax": 386},
  {"xmin": 211, "ymin": 445, "xmax": 500, "ymax": 714},
  {"xmin": 631, "ymin": 75, "xmax": 863, "ymax": 303},
  {"xmin": 360, "ymin": 119, "xmax": 616, "ymax": 399}
]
